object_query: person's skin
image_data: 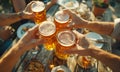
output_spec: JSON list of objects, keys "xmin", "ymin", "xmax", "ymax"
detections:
[
  {"xmin": 64, "ymin": 10, "xmax": 115, "ymax": 36},
  {"xmin": 0, "ymin": 1, "xmax": 35, "ymax": 26},
  {"xmin": 45, "ymin": 0, "xmax": 57, "ymax": 11},
  {"xmin": 0, "ymin": 0, "xmax": 57, "ymax": 40},
  {"xmin": 65, "ymin": 30, "xmax": 120, "ymax": 72},
  {"xmin": 11, "ymin": 0, "xmax": 26, "ymax": 12},
  {"xmin": 11, "ymin": 0, "xmax": 57, "ymax": 12},
  {"xmin": 0, "ymin": 25, "xmax": 44, "ymax": 72},
  {"xmin": 0, "ymin": 1, "xmax": 35, "ymax": 41},
  {"xmin": 0, "ymin": 26, "xmax": 14, "ymax": 40}
]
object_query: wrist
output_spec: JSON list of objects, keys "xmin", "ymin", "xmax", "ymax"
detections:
[
  {"xmin": 17, "ymin": 11, "xmax": 24, "ymax": 19},
  {"xmin": 88, "ymin": 46, "xmax": 101, "ymax": 57},
  {"xmin": 15, "ymin": 41, "xmax": 27, "ymax": 53},
  {"xmin": 84, "ymin": 20, "xmax": 91, "ymax": 28}
]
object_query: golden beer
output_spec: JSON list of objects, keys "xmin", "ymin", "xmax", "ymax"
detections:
[
  {"xmin": 31, "ymin": 1, "xmax": 46, "ymax": 24},
  {"xmin": 39, "ymin": 21, "xmax": 56, "ymax": 50},
  {"xmin": 82, "ymin": 56, "xmax": 91, "ymax": 69},
  {"xmin": 54, "ymin": 11, "xmax": 70, "ymax": 30},
  {"xmin": 77, "ymin": 56, "xmax": 92, "ymax": 69},
  {"xmin": 55, "ymin": 30, "xmax": 76, "ymax": 60}
]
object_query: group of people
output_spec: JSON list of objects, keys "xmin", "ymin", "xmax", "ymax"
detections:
[{"xmin": 0, "ymin": 0, "xmax": 120, "ymax": 72}]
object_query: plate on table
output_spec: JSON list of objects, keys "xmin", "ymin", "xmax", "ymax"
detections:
[
  {"xmin": 57, "ymin": 0, "xmax": 79, "ymax": 9},
  {"xmin": 17, "ymin": 22, "xmax": 35, "ymax": 38},
  {"xmin": 85, "ymin": 32, "xmax": 104, "ymax": 48},
  {"xmin": 51, "ymin": 65, "xmax": 71, "ymax": 72}
]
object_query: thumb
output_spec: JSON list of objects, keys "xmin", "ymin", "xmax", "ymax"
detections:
[{"xmin": 32, "ymin": 39, "xmax": 44, "ymax": 47}]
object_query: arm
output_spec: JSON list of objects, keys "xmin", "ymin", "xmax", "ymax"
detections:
[
  {"xmin": 46, "ymin": 0, "xmax": 57, "ymax": 11},
  {"xmin": 90, "ymin": 47, "xmax": 120, "ymax": 72},
  {"xmin": 0, "ymin": 12, "xmax": 23, "ymax": 26},
  {"xmin": 64, "ymin": 10, "xmax": 114, "ymax": 36},
  {"xmin": 0, "ymin": 25, "xmax": 44, "ymax": 72},
  {"xmin": 85, "ymin": 21, "xmax": 114, "ymax": 35},
  {"xmin": 11, "ymin": 0, "xmax": 57, "ymax": 12},
  {"xmin": 0, "ymin": 43, "xmax": 26, "ymax": 72},
  {"xmin": 11, "ymin": 0, "xmax": 26, "ymax": 12},
  {"xmin": 0, "ymin": 1, "xmax": 34, "ymax": 26}
]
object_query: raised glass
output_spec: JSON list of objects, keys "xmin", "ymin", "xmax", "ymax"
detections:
[
  {"xmin": 39, "ymin": 21, "xmax": 56, "ymax": 50},
  {"xmin": 31, "ymin": 1, "xmax": 46, "ymax": 24},
  {"xmin": 54, "ymin": 11, "xmax": 70, "ymax": 30},
  {"xmin": 55, "ymin": 30, "xmax": 76, "ymax": 60}
]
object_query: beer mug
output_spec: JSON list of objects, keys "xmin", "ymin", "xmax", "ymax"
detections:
[
  {"xmin": 77, "ymin": 56, "xmax": 95, "ymax": 69},
  {"xmin": 31, "ymin": 1, "xmax": 46, "ymax": 24},
  {"xmin": 39, "ymin": 21, "xmax": 56, "ymax": 51},
  {"xmin": 55, "ymin": 30, "xmax": 76, "ymax": 60},
  {"xmin": 54, "ymin": 11, "xmax": 70, "ymax": 30}
]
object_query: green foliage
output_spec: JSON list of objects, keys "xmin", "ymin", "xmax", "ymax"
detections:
[{"xmin": 93, "ymin": 0, "xmax": 109, "ymax": 8}]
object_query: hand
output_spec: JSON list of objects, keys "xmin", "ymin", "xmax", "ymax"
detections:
[
  {"xmin": 0, "ymin": 26, "xmax": 14, "ymax": 40},
  {"xmin": 74, "ymin": 30, "xmax": 92, "ymax": 48},
  {"xmin": 65, "ymin": 30, "xmax": 95, "ymax": 56},
  {"xmin": 17, "ymin": 25, "xmax": 44, "ymax": 51},
  {"xmin": 22, "ymin": 1, "xmax": 36, "ymax": 19},
  {"xmin": 64, "ymin": 10, "xmax": 88, "ymax": 29}
]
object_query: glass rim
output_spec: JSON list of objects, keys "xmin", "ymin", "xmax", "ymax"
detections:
[
  {"xmin": 31, "ymin": 1, "xmax": 45, "ymax": 12},
  {"xmin": 54, "ymin": 11, "xmax": 70, "ymax": 23},
  {"xmin": 57, "ymin": 30, "xmax": 76, "ymax": 47},
  {"xmin": 39, "ymin": 21, "xmax": 56, "ymax": 36}
]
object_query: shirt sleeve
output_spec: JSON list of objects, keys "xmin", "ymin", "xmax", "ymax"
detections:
[{"xmin": 111, "ymin": 18, "xmax": 120, "ymax": 39}]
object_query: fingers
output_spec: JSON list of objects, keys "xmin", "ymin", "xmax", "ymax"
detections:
[
  {"xmin": 4, "ymin": 26, "xmax": 14, "ymax": 34},
  {"xmin": 65, "ymin": 48, "xmax": 87, "ymax": 56},
  {"xmin": 29, "ymin": 38, "xmax": 44, "ymax": 49},
  {"xmin": 24, "ymin": 1, "xmax": 37, "ymax": 13},
  {"xmin": 37, "ymin": 38, "xmax": 44, "ymax": 45},
  {"xmin": 65, "ymin": 45, "xmax": 89, "ymax": 56},
  {"xmin": 22, "ymin": 25, "xmax": 39, "ymax": 39},
  {"xmin": 27, "ymin": 1, "xmax": 37, "ymax": 6},
  {"xmin": 27, "ymin": 24, "xmax": 39, "ymax": 33},
  {"xmin": 63, "ymin": 9, "xmax": 75, "ymax": 16},
  {"xmin": 72, "ymin": 30, "xmax": 85, "ymax": 39}
]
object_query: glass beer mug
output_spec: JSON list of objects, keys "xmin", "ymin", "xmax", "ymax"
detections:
[
  {"xmin": 31, "ymin": 1, "xmax": 46, "ymax": 24},
  {"xmin": 77, "ymin": 56, "xmax": 92, "ymax": 69},
  {"xmin": 55, "ymin": 30, "xmax": 76, "ymax": 60},
  {"xmin": 39, "ymin": 21, "xmax": 56, "ymax": 51},
  {"xmin": 54, "ymin": 10, "xmax": 70, "ymax": 30}
]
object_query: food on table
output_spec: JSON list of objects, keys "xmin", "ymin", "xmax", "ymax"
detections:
[
  {"xmin": 56, "ymin": 69, "xmax": 64, "ymax": 72},
  {"xmin": 24, "ymin": 59, "xmax": 44, "ymax": 72},
  {"xmin": 65, "ymin": 1, "xmax": 74, "ymax": 7},
  {"xmin": 22, "ymin": 27, "xmax": 29, "ymax": 32}
]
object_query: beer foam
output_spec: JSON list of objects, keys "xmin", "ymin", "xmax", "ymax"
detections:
[
  {"xmin": 39, "ymin": 21, "xmax": 56, "ymax": 36},
  {"xmin": 31, "ymin": 1, "xmax": 45, "ymax": 12},
  {"xmin": 55, "ymin": 11, "xmax": 69, "ymax": 23},
  {"xmin": 58, "ymin": 30, "xmax": 75, "ymax": 46}
]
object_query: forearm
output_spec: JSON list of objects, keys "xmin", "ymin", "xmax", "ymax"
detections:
[
  {"xmin": 0, "ymin": 43, "xmax": 26, "ymax": 72},
  {"xmin": 90, "ymin": 47, "xmax": 120, "ymax": 72},
  {"xmin": 0, "ymin": 12, "xmax": 23, "ymax": 26},
  {"xmin": 46, "ymin": 1, "xmax": 55, "ymax": 11},
  {"xmin": 85, "ymin": 21, "xmax": 114, "ymax": 35},
  {"xmin": 11, "ymin": 0, "xmax": 26, "ymax": 12}
]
